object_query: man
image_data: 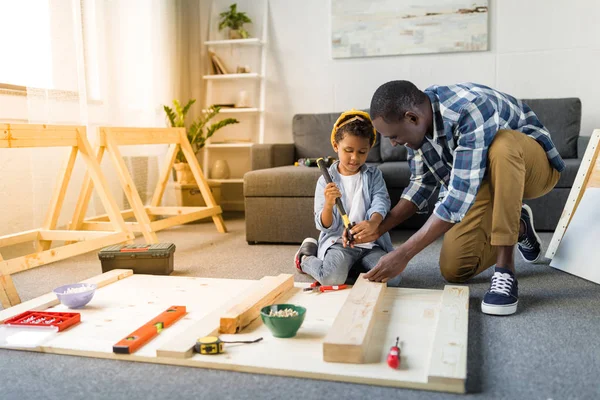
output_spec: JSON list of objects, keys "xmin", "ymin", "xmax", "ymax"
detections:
[{"xmin": 350, "ymin": 81, "xmax": 564, "ymax": 316}]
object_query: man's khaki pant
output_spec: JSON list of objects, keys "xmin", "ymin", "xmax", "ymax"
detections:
[{"xmin": 440, "ymin": 130, "xmax": 561, "ymax": 283}]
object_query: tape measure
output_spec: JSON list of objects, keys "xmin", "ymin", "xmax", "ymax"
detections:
[{"xmin": 195, "ymin": 336, "xmax": 263, "ymax": 355}]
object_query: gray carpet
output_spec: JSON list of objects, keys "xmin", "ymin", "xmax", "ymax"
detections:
[{"xmin": 1, "ymin": 213, "xmax": 599, "ymax": 400}]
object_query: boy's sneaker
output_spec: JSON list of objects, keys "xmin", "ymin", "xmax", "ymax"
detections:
[
  {"xmin": 294, "ymin": 238, "xmax": 317, "ymax": 274},
  {"xmin": 517, "ymin": 204, "xmax": 543, "ymax": 263},
  {"xmin": 481, "ymin": 266, "xmax": 519, "ymax": 316}
]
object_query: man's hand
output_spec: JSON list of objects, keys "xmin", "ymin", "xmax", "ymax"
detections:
[
  {"xmin": 364, "ymin": 247, "xmax": 409, "ymax": 282},
  {"xmin": 324, "ymin": 182, "xmax": 341, "ymax": 207}
]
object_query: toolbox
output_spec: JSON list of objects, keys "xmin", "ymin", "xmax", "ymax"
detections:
[{"xmin": 98, "ymin": 243, "xmax": 176, "ymax": 275}]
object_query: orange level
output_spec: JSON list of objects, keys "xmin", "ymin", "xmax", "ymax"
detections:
[{"xmin": 113, "ymin": 306, "xmax": 186, "ymax": 354}]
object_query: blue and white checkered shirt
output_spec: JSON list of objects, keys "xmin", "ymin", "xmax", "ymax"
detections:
[{"xmin": 402, "ymin": 83, "xmax": 565, "ymax": 223}]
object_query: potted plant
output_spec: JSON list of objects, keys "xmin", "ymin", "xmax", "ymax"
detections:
[
  {"xmin": 218, "ymin": 3, "xmax": 252, "ymax": 39},
  {"xmin": 163, "ymin": 99, "xmax": 239, "ymax": 184}
]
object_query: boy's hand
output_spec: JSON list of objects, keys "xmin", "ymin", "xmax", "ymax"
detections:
[{"xmin": 324, "ymin": 182, "xmax": 341, "ymax": 207}]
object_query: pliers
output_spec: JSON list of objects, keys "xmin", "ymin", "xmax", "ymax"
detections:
[{"xmin": 303, "ymin": 281, "xmax": 348, "ymax": 293}]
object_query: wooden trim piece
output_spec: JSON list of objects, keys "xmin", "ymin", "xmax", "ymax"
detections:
[
  {"xmin": 0, "ymin": 230, "xmax": 40, "ymax": 248},
  {"xmin": 322, "ymin": 274, "xmax": 386, "ymax": 363},
  {"xmin": 0, "ymin": 269, "xmax": 133, "ymax": 320},
  {"xmin": 80, "ymin": 221, "xmax": 139, "ymax": 232},
  {"xmin": 219, "ymin": 274, "xmax": 294, "ymax": 334},
  {"xmin": 1, "ymin": 232, "xmax": 132, "ymax": 275},
  {"xmin": 427, "ymin": 285, "xmax": 469, "ymax": 393},
  {"xmin": 547, "ymin": 130, "xmax": 600, "ymax": 259},
  {"xmin": 157, "ymin": 276, "xmax": 288, "ymax": 359}
]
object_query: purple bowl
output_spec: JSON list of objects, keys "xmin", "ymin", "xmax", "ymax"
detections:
[{"xmin": 53, "ymin": 283, "xmax": 97, "ymax": 309}]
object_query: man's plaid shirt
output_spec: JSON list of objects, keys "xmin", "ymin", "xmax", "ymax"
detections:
[{"xmin": 402, "ymin": 83, "xmax": 565, "ymax": 223}]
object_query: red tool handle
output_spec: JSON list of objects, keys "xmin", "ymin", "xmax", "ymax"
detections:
[
  {"xmin": 318, "ymin": 284, "xmax": 348, "ymax": 292},
  {"xmin": 387, "ymin": 337, "xmax": 401, "ymax": 369},
  {"xmin": 113, "ymin": 306, "xmax": 186, "ymax": 354}
]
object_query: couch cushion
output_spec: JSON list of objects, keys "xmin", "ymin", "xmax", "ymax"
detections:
[
  {"xmin": 555, "ymin": 158, "xmax": 580, "ymax": 188},
  {"xmin": 244, "ymin": 166, "xmax": 321, "ymax": 197},
  {"xmin": 293, "ymin": 112, "xmax": 382, "ymax": 163},
  {"xmin": 380, "ymin": 136, "xmax": 408, "ymax": 162},
  {"xmin": 377, "ymin": 162, "xmax": 412, "ymax": 189},
  {"xmin": 521, "ymin": 98, "xmax": 581, "ymax": 159}
]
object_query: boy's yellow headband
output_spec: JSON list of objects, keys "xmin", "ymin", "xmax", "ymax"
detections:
[{"xmin": 331, "ymin": 109, "xmax": 377, "ymax": 148}]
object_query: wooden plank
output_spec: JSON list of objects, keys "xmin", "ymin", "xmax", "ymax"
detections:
[
  {"xmin": 323, "ymin": 274, "xmax": 386, "ymax": 364},
  {"xmin": 85, "ymin": 209, "xmax": 135, "ymax": 222},
  {"xmin": 146, "ymin": 206, "xmax": 206, "ymax": 216},
  {"xmin": 0, "ymin": 230, "xmax": 40, "ymax": 248},
  {"xmin": 149, "ymin": 207, "xmax": 223, "ymax": 232},
  {"xmin": 80, "ymin": 221, "xmax": 140, "ymax": 232},
  {"xmin": 100, "ymin": 128, "xmax": 183, "ymax": 146},
  {"xmin": 157, "ymin": 276, "xmax": 284, "ymax": 359},
  {"xmin": 0, "ymin": 276, "xmax": 467, "ymax": 393},
  {"xmin": 219, "ymin": 274, "xmax": 294, "ymax": 334},
  {"xmin": 1, "ymin": 232, "xmax": 132, "ymax": 276},
  {"xmin": 0, "ymin": 269, "xmax": 133, "ymax": 320},
  {"xmin": 69, "ymin": 145, "xmax": 106, "ymax": 232},
  {"xmin": 150, "ymin": 144, "xmax": 179, "ymax": 207},
  {"xmin": 178, "ymin": 130, "xmax": 227, "ymax": 234},
  {"xmin": 0, "ymin": 274, "xmax": 20, "ymax": 309},
  {"xmin": 76, "ymin": 128, "xmax": 131, "ymax": 235},
  {"xmin": 38, "ymin": 230, "xmax": 116, "ymax": 241},
  {"xmin": 427, "ymin": 285, "xmax": 469, "ymax": 393},
  {"xmin": 103, "ymin": 132, "xmax": 158, "ymax": 244},
  {"xmin": 37, "ymin": 146, "xmax": 79, "ymax": 252},
  {"xmin": 0, "ymin": 123, "xmax": 81, "ymax": 133},
  {"xmin": 547, "ymin": 130, "xmax": 600, "ymax": 259}
]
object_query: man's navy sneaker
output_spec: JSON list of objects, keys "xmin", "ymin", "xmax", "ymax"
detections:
[
  {"xmin": 481, "ymin": 266, "xmax": 519, "ymax": 316},
  {"xmin": 518, "ymin": 204, "xmax": 543, "ymax": 263},
  {"xmin": 294, "ymin": 238, "xmax": 317, "ymax": 274}
]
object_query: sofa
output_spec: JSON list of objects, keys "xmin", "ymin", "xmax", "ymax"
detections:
[{"xmin": 244, "ymin": 98, "xmax": 589, "ymax": 244}]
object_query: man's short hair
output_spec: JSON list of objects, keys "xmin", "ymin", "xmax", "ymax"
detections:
[{"xmin": 370, "ymin": 81, "xmax": 428, "ymax": 122}]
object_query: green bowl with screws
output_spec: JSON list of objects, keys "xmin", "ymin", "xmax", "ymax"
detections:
[{"xmin": 260, "ymin": 304, "xmax": 306, "ymax": 338}]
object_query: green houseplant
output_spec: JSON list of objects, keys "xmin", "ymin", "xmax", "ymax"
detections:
[
  {"xmin": 218, "ymin": 3, "xmax": 252, "ymax": 39},
  {"xmin": 164, "ymin": 99, "xmax": 238, "ymax": 183}
]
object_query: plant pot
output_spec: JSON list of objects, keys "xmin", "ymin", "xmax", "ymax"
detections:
[
  {"xmin": 173, "ymin": 162, "xmax": 195, "ymax": 184},
  {"xmin": 229, "ymin": 29, "xmax": 243, "ymax": 39}
]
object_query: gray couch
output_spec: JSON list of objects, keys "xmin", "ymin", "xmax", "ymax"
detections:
[{"xmin": 244, "ymin": 98, "xmax": 589, "ymax": 244}]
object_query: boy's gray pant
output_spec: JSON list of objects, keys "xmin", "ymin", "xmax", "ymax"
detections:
[{"xmin": 301, "ymin": 244, "xmax": 402, "ymax": 287}]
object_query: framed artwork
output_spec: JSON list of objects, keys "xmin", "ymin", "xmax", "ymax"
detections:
[{"xmin": 331, "ymin": 0, "xmax": 488, "ymax": 59}]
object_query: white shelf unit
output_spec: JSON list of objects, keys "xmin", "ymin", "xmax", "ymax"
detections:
[{"xmin": 203, "ymin": 0, "xmax": 268, "ymax": 210}]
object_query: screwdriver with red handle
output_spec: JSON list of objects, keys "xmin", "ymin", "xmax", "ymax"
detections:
[{"xmin": 387, "ymin": 337, "xmax": 401, "ymax": 369}]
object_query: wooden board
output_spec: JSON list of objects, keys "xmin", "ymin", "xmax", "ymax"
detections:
[
  {"xmin": 323, "ymin": 274, "xmax": 386, "ymax": 363},
  {"xmin": 550, "ymin": 188, "xmax": 600, "ymax": 284},
  {"xmin": 547, "ymin": 130, "xmax": 600, "ymax": 259},
  {"xmin": 0, "ymin": 274, "xmax": 469, "ymax": 394},
  {"xmin": 220, "ymin": 274, "xmax": 294, "ymax": 334}
]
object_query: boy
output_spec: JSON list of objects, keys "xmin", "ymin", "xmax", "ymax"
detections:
[{"xmin": 294, "ymin": 109, "xmax": 401, "ymax": 287}]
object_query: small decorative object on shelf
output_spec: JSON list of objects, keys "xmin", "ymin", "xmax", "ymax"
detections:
[
  {"xmin": 236, "ymin": 65, "xmax": 251, "ymax": 73},
  {"xmin": 235, "ymin": 90, "xmax": 250, "ymax": 108},
  {"xmin": 219, "ymin": 3, "xmax": 252, "ymax": 39},
  {"xmin": 211, "ymin": 159, "xmax": 231, "ymax": 180}
]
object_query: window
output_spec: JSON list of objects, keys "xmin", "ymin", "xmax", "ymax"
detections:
[{"xmin": 0, "ymin": 1, "xmax": 53, "ymax": 88}]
